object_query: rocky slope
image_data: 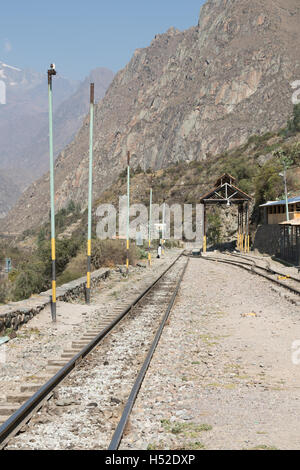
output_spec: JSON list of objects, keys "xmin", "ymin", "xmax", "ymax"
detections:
[
  {"xmin": 15, "ymin": 128, "xmax": 300, "ymax": 250},
  {"xmin": 2, "ymin": 0, "xmax": 300, "ymax": 233}
]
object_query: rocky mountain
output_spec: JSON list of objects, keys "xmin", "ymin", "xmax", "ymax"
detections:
[{"xmin": 2, "ymin": 0, "xmax": 300, "ymax": 234}]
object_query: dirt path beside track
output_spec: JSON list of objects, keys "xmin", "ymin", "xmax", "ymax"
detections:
[{"xmin": 121, "ymin": 256, "xmax": 300, "ymax": 450}]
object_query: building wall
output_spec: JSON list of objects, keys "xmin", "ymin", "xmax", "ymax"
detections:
[
  {"xmin": 266, "ymin": 202, "xmax": 300, "ymax": 224},
  {"xmin": 253, "ymin": 224, "xmax": 281, "ymax": 256},
  {"xmin": 268, "ymin": 212, "xmax": 297, "ymax": 224}
]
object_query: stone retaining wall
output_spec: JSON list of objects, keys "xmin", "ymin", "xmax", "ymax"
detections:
[{"xmin": 0, "ymin": 267, "xmax": 110, "ymax": 335}]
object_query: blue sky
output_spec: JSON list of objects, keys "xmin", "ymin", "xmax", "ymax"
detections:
[{"xmin": 1, "ymin": 0, "xmax": 206, "ymax": 80}]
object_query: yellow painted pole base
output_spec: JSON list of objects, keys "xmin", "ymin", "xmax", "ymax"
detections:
[{"xmin": 203, "ymin": 236, "xmax": 207, "ymax": 254}]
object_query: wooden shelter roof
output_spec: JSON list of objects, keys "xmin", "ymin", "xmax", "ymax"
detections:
[{"xmin": 199, "ymin": 174, "xmax": 252, "ymax": 204}]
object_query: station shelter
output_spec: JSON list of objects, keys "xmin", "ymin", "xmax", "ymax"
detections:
[{"xmin": 199, "ymin": 173, "xmax": 252, "ymax": 253}]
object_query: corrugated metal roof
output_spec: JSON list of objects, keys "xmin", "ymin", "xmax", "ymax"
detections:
[{"xmin": 260, "ymin": 196, "xmax": 300, "ymax": 207}]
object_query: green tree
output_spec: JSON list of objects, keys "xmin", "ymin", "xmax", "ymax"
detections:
[
  {"xmin": 254, "ymin": 160, "xmax": 283, "ymax": 205},
  {"xmin": 12, "ymin": 262, "xmax": 46, "ymax": 301},
  {"xmin": 207, "ymin": 213, "xmax": 222, "ymax": 245}
]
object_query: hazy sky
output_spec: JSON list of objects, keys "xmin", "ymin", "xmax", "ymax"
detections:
[{"xmin": 1, "ymin": 0, "xmax": 206, "ymax": 81}]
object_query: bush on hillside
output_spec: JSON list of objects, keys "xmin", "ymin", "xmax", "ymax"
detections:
[
  {"xmin": 12, "ymin": 261, "xmax": 46, "ymax": 301},
  {"xmin": 91, "ymin": 239, "xmax": 138, "ymax": 269},
  {"xmin": 254, "ymin": 160, "xmax": 283, "ymax": 206},
  {"xmin": 0, "ymin": 280, "xmax": 7, "ymax": 304},
  {"xmin": 57, "ymin": 251, "xmax": 87, "ymax": 286},
  {"xmin": 37, "ymin": 238, "xmax": 82, "ymax": 278}
]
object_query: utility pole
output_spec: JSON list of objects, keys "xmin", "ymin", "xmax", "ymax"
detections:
[
  {"xmin": 148, "ymin": 187, "xmax": 152, "ymax": 266},
  {"xmin": 162, "ymin": 200, "xmax": 166, "ymax": 255},
  {"xmin": 48, "ymin": 64, "xmax": 57, "ymax": 322},
  {"xmin": 86, "ymin": 83, "xmax": 94, "ymax": 304},
  {"xmin": 126, "ymin": 151, "xmax": 130, "ymax": 274},
  {"xmin": 283, "ymin": 166, "xmax": 289, "ymax": 222}
]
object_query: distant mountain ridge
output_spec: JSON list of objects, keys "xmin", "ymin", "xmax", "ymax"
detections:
[
  {"xmin": 2, "ymin": 0, "xmax": 300, "ymax": 233},
  {"xmin": 22, "ymin": 67, "xmax": 114, "ymax": 182},
  {"xmin": 0, "ymin": 64, "xmax": 113, "ymax": 216}
]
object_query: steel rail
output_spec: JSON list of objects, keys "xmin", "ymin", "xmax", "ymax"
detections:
[
  {"xmin": 228, "ymin": 252, "xmax": 300, "ymax": 282},
  {"xmin": 201, "ymin": 255, "xmax": 300, "ymax": 296},
  {"xmin": 214, "ymin": 252, "xmax": 300, "ymax": 285},
  {"xmin": 108, "ymin": 258, "xmax": 189, "ymax": 450},
  {"xmin": 0, "ymin": 252, "xmax": 183, "ymax": 450}
]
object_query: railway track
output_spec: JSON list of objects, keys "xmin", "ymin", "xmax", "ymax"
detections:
[
  {"xmin": 0, "ymin": 254, "xmax": 187, "ymax": 450},
  {"xmin": 201, "ymin": 252, "xmax": 300, "ymax": 297}
]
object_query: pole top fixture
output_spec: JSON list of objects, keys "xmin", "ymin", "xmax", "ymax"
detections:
[
  {"xmin": 127, "ymin": 150, "xmax": 130, "ymax": 166},
  {"xmin": 48, "ymin": 63, "xmax": 57, "ymax": 83}
]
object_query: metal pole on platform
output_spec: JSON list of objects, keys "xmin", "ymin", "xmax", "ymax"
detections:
[
  {"xmin": 203, "ymin": 204, "xmax": 207, "ymax": 253},
  {"xmin": 162, "ymin": 200, "xmax": 166, "ymax": 255},
  {"xmin": 126, "ymin": 151, "xmax": 130, "ymax": 274},
  {"xmin": 48, "ymin": 64, "xmax": 57, "ymax": 322},
  {"xmin": 86, "ymin": 83, "xmax": 94, "ymax": 304},
  {"xmin": 247, "ymin": 202, "xmax": 250, "ymax": 252},
  {"xmin": 283, "ymin": 166, "xmax": 289, "ymax": 222},
  {"xmin": 241, "ymin": 204, "xmax": 244, "ymax": 252},
  {"xmin": 237, "ymin": 206, "xmax": 240, "ymax": 251},
  {"xmin": 148, "ymin": 188, "xmax": 152, "ymax": 266}
]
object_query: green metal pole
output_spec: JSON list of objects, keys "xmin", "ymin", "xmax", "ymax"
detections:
[
  {"xmin": 48, "ymin": 64, "xmax": 57, "ymax": 322},
  {"xmin": 86, "ymin": 83, "xmax": 94, "ymax": 304},
  {"xmin": 162, "ymin": 200, "xmax": 166, "ymax": 255},
  {"xmin": 148, "ymin": 188, "xmax": 152, "ymax": 266},
  {"xmin": 126, "ymin": 151, "xmax": 130, "ymax": 274},
  {"xmin": 284, "ymin": 166, "xmax": 289, "ymax": 222}
]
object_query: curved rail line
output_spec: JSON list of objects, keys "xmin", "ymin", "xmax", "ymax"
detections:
[
  {"xmin": 0, "ymin": 253, "xmax": 184, "ymax": 450},
  {"xmin": 200, "ymin": 252, "xmax": 300, "ymax": 296}
]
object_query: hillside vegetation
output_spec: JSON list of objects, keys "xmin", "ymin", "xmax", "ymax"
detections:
[{"xmin": 0, "ymin": 106, "xmax": 299, "ymax": 303}]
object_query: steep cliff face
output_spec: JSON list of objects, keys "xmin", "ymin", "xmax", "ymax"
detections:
[{"xmin": 3, "ymin": 0, "xmax": 300, "ymax": 233}]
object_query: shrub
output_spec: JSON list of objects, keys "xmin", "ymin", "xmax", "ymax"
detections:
[
  {"xmin": 12, "ymin": 261, "xmax": 46, "ymax": 301},
  {"xmin": 37, "ymin": 238, "xmax": 82, "ymax": 278},
  {"xmin": 207, "ymin": 213, "xmax": 222, "ymax": 245},
  {"xmin": 254, "ymin": 160, "xmax": 283, "ymax": 206},
  {"xmin": 91, "ymin": 239, "xmax": 138, "ymax": 268},
  {"xmin": 0, "ymin": 280, "xmax": 7, "ymax": 303},
  {"xmin": 57, "ymin": 251, "xmax": 86, "ymax": 286}
]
